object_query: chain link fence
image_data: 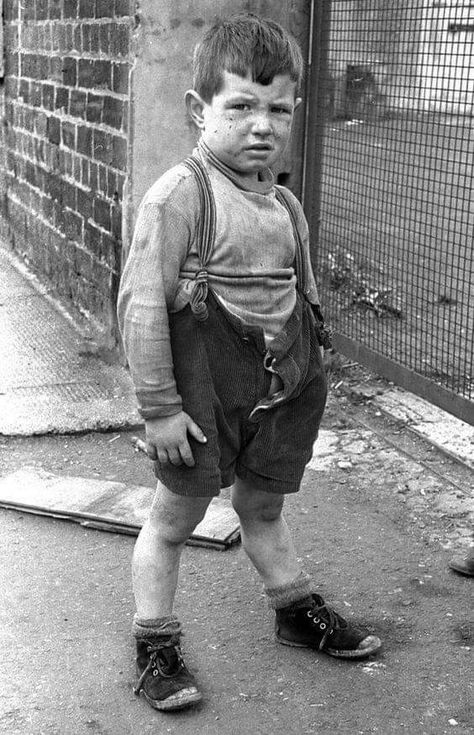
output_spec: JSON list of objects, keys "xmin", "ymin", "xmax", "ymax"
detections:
[{"xmin": 310, "ymin": 0, "xmax": 473, "ymax": 423}]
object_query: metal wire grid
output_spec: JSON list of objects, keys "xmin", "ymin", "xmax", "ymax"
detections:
[{"xmin": 316, "ymin": 1, "xmax": 474, "ymax": 404}]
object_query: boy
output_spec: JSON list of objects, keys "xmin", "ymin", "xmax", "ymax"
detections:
[{"xmin": 117, "ymin": 13, "xmax": 382, "ymax": 713}]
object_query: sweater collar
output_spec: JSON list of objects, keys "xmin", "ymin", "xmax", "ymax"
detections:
[{"xmin": 197, "ymin": 139, "xmax": 274, "ymax": 195}]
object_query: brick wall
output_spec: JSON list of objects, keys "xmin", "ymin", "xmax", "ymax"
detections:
[{"xmin": 1, "ymin": 0, "xmax": 134, "ymax": 340}]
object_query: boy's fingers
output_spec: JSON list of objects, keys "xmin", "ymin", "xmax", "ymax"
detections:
[
  {"xmin": 167, "ymin": 448, "xmax": 183, "ymax": 466},
  {"xmin": 146, "ymin": 442, "xmax": 158, "ymax": 461},
  {"xmin": 179, "ymin": 440, "xmax": 196, "ymax": 467},
  {"xmin": 186, "ymin": 419, "xmax": 207, "ymax": 444}
]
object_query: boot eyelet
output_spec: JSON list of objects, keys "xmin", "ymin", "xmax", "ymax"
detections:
[
  {"xmin": 313, "ymin": 618, "xmax": 320, "ymax": 625},
  {"xmin": 152, "ymin": 669, "xmax": 159, "ymax": 676},
  {"xmin": 306, "ymin": 611, "xmax": 313, "ymax": 618},
  {"xmin": 320, "ymin": 623, "xmax": 327, "ymax": 630}
]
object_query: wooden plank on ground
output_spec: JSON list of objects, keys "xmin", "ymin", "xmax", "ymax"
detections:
[{"xmin": 0, "ymin": 468, "xmax": 240, "ymax": 550}]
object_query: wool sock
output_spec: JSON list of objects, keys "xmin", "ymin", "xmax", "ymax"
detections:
[
  {"xmin": 132, "ymin": 614, "xmax": 181, "ymax": 640},
  {"xmin": 265, "ymin": 571, "xmax": 314, "ymax": 610}
]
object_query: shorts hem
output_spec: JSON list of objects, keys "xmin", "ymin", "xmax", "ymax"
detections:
[
  {"xmin": 153, "ymin": 462, "xmax": 222, "ymax": 498},
  {"xmin": 236, "ymin": 464, "xmax": 301, "ymax": 495}
]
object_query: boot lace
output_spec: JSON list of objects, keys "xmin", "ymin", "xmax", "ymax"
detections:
[
  {"xmin": 305, "ymin": 594, "xmax": 348, "ymax": 650},
  {"xmin": 134, "ymin": 636, "xmax": 184, "ymax": 695}
]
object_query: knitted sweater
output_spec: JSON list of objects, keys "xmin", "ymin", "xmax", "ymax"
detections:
[{"xmin": 117, "ymin": 143, "xmax": 320, "ymax": 419}]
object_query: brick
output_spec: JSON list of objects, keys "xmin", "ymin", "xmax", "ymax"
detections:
[
  {"xmin": 115, "ymin": 0, "xmax": 131, "ymax": 17},
  {"xmin": 74, "ymin": 25, "xmax": 82, "ymax": 52},
  {"xmin": 4, "ymin": 0, "xmax": 20, "ymax": 21},
  {"xmin": 98, "ymin": 164, "xmax": 107, "ymax": 195},
  {"xmin": 103, "ymin": 96, "xmax": 124, "ymax": 129},
  {"xmin": 47, "ymin": 172, "xmax": 63, "ymax": 203},
  {"xmin": 77, "ymin": 125, "xmax": 93, "ymax": 156},
  {"xmin": 55, "ymin": 86, "xmax": 69, "ymax": 112},
  {"xmin": 77, "ymin": 187, "xmax": 93, "ymax": 220},
  {"xmin": 62, "ymin": 181, "xmax": 77, "ymax": 210},
  {"xmin": 25, "ymin": 161, "xmax": 37, "ymax": 187},
  {"xmin": 93, "ymin": 197, "xmax": 111, "ymax": 230},
  {"xmin": 4, "ymin": 25, "xmax": 20, "ymax": 50},
  {"xmin": 49, "ymin": 0, "xmax": 62, "ymax": 20},
  {"xmin": 89, "ymin": 161, "xmax": 98, "ymax": 191},
  {"xmin": 86, "ymin": 93, "xmax": 103, "ymax": 124},
  {"xmin": 22, "ymin": 53, "xmax": 49, "ymax": 79},
  {"xmin": 93, "ymin": 129, "xmax": 112, "ymax": 164},
  {"xmin": 101, "ymin": 232, "xmax": 118, "ymax": 268},
  {"xmin": 93, "ymin": 60, "xmax": 112, "ymax": 89},
  {"xmin": 96, "ymin": 0, "xmax": 113, "ymax": 18},
  {"xmin": 82, "ymin": 24, "xmax": 91, "ymax": 53},
  {"xmin": 66, "ymin": 24, "xmax": 75, "ymax": 52},
  {"xmin": 23, "ymin": 3, "xmax": 36, "ymax": 21},
  {"xmin": 36, "ymin": 0, "xmax": 48, "ymax": 21},
  {"xmin": 78, "ymin": 0, "xmax": 95, "ymax": 19},
  {"xmin": 70, "ymin": 89, "xmax": 87, "ymax": 118},
  {"xmin": 111, "ymin": 200, "xmax": 121, "ymax": 239},
  {"xmin": 90, "ymin": 24, "xmax": 100, "ymax": 54},
  {"xmin": 4, "ymin": 52, "xmax": 19, "ymax": 77},
  {"xmin": 78, "ymin": 59, "xmax": 94, "ymax": 88},
  {"xmin": 111, "ymin": 135, "xmax": 127, "ymax": 171},
  {"xmin": 100, "ymin": 23, "xmax": 112, "ymax": 55},
  {"xmin": 111, "ymin": 23, "xmax": 130, "ymax": 57},
  {"xmin": 63, "ymin": 57, "xmax": 77, "ymax": 87},
  {"xmin": 61, "ymin": 121, "xmax": 76, "ymax": 149},
  {"xmin": 112, "ymin": 63, "xmax": 129, "ymax": 94},
  {"xmin": 59, "ymin": 148, "xmax": 72, "ymax": 177},
  {"xmin": 30, "ymin": 82, "xmax": 42, "ymax": 107},
  {"xmin": 64, "ymin": 209, "xmax": 83, "ymax": 242},
  {"xmin": 42, "ymin": 84, "xmax": 55, "ymax": 111},
  {"xmin": 47, "ymin": 115, "xmax": 61, "ymax": 145},
  {"xmin": 49, "ymin": 56, "xmax": 64, "ymax": 84},
  {"xmin": 64, "ymin": 0, "xmax": 79, "ymax": 19},
  {"xmin": 84, "ymin": 221, "xmax": 102, "ymax": 256}
]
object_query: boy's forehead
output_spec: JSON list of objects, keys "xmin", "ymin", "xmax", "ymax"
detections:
[{"xmin": 218, "ymin": 70, "xmax": 298, "ymax": 99}]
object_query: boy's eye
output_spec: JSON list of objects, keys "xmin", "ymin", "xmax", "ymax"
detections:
[
  {"xmin": 231, "ymin": 103, "xmax": 251, "ymax": 111},
  {"xmin": 272, "ymin": 106, "xmax": 292, "ymax": 115}
]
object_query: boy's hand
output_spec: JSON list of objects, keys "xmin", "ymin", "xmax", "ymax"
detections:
[{"xmin": 145, "ymin": 412, "xmax": 207, "ymax": 467}]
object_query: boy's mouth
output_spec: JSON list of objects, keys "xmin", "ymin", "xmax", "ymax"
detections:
[{"xmin": 246, "ymin": 144, "xmax": 273, "ymax": 153}]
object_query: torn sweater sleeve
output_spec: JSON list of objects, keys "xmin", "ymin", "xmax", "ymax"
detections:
[{"xmin": 117, "ymin": 192, "xmax": 192, "ymax": 420}]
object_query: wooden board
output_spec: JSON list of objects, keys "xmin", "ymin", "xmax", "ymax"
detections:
[{"xmin": 0, "ymin": 468, "xmax": 240, "ymax": 550}]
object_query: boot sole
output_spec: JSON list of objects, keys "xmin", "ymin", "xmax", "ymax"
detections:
[
  {"xmin": 141, "ymin": 688, "xmax": 203, "ymax": 711},
  {"xmin": 276, "ymin": 633, "xmax": 382, "ymax": 660}
]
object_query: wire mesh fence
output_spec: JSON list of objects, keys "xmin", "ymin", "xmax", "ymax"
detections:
[{"xmin": 312, "ymin": 0, "xmax": 474, "ymax": 421}]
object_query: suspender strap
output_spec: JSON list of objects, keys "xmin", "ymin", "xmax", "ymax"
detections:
[
  {"xmin": 182, "ymin": 154, "xmax": 217, "ymax": 321},
  {"xmin": 274, "ymin": 185, "xmax": 310, "ymax": 297},
  {"xmin": 183, "ymin": 154, "xmax": 312, "ymax": 320}
]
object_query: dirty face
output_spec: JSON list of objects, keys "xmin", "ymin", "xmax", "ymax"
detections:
[{"xmin": 191, "ymin": 71, "xmax": 301, "ymax": 179}]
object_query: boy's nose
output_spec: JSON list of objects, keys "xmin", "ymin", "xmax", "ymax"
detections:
[{"xmin": 251, "ymin": 113, "xmax": 273, "ymax": 135}]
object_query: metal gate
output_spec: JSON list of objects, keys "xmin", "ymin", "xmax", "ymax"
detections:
[{"xmin": 303, "ymin": 0, "xmax": 474, "ymax": 424}]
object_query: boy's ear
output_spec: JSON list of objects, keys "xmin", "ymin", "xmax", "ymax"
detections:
[{"xmin": 185, "ymin": 89, "xmax": 206, "ymax": 129}]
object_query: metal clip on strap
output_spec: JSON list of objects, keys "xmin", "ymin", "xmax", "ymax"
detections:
[{"xmin": 182, "ymin": 156, "xmax": 217, "ymax": 321}]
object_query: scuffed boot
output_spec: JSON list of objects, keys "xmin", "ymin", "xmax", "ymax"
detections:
[
  {"xmin": 275, "ymin": 593, "xmax": 382, "ymax": 660},
  {"xmin": 134, "ymin": 633, "xmax": 202, "ymax": 711}
]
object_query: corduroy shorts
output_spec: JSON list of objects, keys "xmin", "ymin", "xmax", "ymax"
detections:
[{"xmin": 154, "ymin": 293, "xmax": 327, "ymax": 497}]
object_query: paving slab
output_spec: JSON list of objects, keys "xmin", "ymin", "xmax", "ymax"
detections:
[{"xmin": 0, "ymin": 248, "xmax": 141, "ymax": 435}]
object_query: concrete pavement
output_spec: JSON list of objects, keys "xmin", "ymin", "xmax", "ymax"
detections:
[{"xmin": 0, "ymin": 246, "xmax": 473, "ymax": 734}]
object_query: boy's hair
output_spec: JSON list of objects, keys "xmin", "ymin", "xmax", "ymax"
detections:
[{"xmin": 193, "ymin": 13, "xmax": 304, "ymax": 102}]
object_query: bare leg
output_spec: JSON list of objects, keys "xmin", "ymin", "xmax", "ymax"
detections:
[
  {"xmin": 231, "ymin": 477, "xmax": 301, "ymax": 588},
  {"xmin": 133, "ymin": 481, "xmax": 212, "ymax": 618}
]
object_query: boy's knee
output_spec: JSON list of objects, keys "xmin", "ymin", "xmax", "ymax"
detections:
[
  {"xmin": 148, "ymin": 485, "xmax": 210, "ymax": 543},
  {"xmin": 232, "ymin": 481, "xmax": 284, "ymax": 523}
]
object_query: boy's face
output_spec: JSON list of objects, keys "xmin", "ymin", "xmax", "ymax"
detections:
[{"xmin": 187, "ymin": 71, "xmax": 301, "ymax": 179}]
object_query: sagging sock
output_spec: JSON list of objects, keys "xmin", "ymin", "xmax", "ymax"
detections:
[
  {"xmin": 265, "ymin": 571, "xmax": 314, "ymax": 610},
  {"xmin": 132, "ymin": 614, "xmax": 182, "ymax": 641}
]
